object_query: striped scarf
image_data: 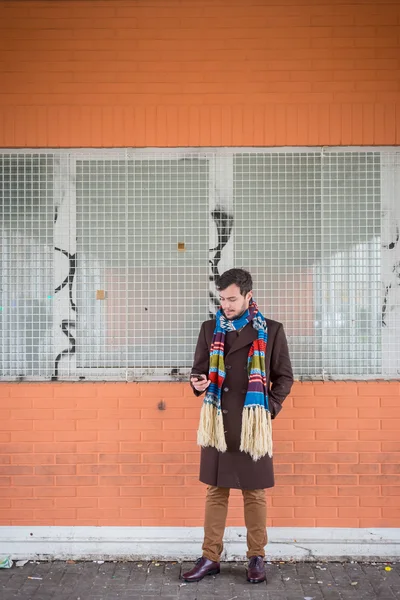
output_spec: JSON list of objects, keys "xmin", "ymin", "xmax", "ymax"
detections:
[{"xmin": 197, "ymin": 300, "xmax": 272, "ymax": 461}]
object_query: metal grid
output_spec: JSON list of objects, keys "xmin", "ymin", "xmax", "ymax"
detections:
[
  {"xmin": 0, "ymin": 148, "xmax": 399, "ymax": 381},
  {"xmin": 0, "ymin": 154, "xmax": 54, "ymax": 379}
]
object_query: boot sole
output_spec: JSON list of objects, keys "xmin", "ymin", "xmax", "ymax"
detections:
[
  {"xmin": 247, "ymin": 575, "xmax": 266, "ymax": 584},
  {"xmin": 182, "ymin": 568, "xmax": 220, "ymax": 582}
]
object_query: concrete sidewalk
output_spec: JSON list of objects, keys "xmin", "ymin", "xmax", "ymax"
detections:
[{"xmin": 0, "ymin": 560, "xmax": 399, "ymax": 600}]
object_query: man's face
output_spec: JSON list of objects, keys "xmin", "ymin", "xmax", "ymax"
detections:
[{"xmin": 218, "ymin": 284, "xmax": 252, "ymax": 320}]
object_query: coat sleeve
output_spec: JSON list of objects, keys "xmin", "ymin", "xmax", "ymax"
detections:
[
  {"xmin": 268, "ymin": 323, "xmax": 294, "ymax": 419},
  {"xmin": 190, "ymin": 321, "xmax": 211, "ymax": 397}
]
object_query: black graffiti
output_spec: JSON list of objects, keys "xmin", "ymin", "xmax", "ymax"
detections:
[
  {"xmin": 383, "ymin": 226, "xmax": 399, "ymax": 250},
  {"xmin": 52, "ymin": 320, "xmax": 76, "ymax": 380},
  {"xmin": 53, "ymin": 248, "xmax": 77, "ymax": 379},
  {"xmin": 209, "ymin": 209, "xmax": 234, "ymax": 317},
  {"xmin": 382, "ymin": 283, "xmax": 391, "ymax": 327},
  {"xmin": 54, "ymin": 248, "xmax": 76, "ymax": 312}
]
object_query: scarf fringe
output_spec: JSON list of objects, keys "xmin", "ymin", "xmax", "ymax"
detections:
[
  {"xmin": 240, "ymin": 406, "xmax": 273, "ymax": 461},
  {"xmin": 197, "ymin": 402, "xmax": 227, "ymax": 453}
]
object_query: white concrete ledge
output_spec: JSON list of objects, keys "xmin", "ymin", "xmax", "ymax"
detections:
[{"xmin": 1, "ymin": 527, "xmax": 400, "ymax": 562}]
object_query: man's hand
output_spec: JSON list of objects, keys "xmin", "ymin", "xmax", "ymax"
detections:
[{"xmin": 190, "ymin": 374, "xmax": 211, "ymax": 393}]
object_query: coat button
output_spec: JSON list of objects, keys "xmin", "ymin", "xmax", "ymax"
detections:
[
  {"xmin": 225, "ymin": 365, "xmax": 232, "ymax": 369},
  {"xmin": 223, "ymin": 387, "xmax": 229, "ymax": 392},
  {"xmin": 241, "ymin": 389, "xmax": 247, "ymax": 394},
  {"xmin": 222, "ymin": 409, "xmax": 228, "ymax": 414}
]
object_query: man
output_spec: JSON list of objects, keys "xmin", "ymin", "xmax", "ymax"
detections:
[{"xmin": 182, "ymin": 268, "xmax": 293, "ymax": 584}]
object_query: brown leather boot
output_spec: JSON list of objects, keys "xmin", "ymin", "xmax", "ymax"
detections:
[
  {"xmin": 246, "ymin": 555, "xmax": 266, "ymax": 583},
  {"xmin": 181, "ymin": 556, "xmax": 220, "ymax": 582}
]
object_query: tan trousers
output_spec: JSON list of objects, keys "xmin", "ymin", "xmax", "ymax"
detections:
[{"xmin": 202, "ymin": 486, "xmax": 268, "ymax": 563}]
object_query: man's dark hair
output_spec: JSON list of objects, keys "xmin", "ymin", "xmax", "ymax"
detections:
[{"xmin": 215, "ymin": 268, "xmax": 253, "ymax": 296}]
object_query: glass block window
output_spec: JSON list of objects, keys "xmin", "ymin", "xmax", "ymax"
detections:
[{"xmin": 0, "ymin": 148, "xmax": 399, "ymax": 381}]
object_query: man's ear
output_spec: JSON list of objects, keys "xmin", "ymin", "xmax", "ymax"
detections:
[{"xmin": 247, "ymin": 291, "xmax": 253, "ymax": 302}]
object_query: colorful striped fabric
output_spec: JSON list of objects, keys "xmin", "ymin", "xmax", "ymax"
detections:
[{"xmin": 197, "ymin": 300, "xmax": 272, "ymax": 460}]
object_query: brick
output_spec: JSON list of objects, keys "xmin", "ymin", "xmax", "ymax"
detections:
[
  {"xmin": 0, "ymin": 465, "xmax": 33, "ymax": 475},
  {"xmin": 294, "ymin": 441, "xmax": 337, "ymax": 452},
  {"xmin": 317, "ymin": 496, "xmax": 358, "ymax": 507},
  {"xmin": 98, "ymin": 431, "xmax": 141, "ymax": 441},
  {"xmin": 13, "ymin": 476, "xmax": 54, "ymax": 486},
  {"xmin": 337, "ymin": 396, "xmax": 380, "ymax": 408},
  {"xmin": 315, "ymin": 408, "xmax": 358, "ymax": 418},
  {"xmin": 142, "ymin": 408, "xmax": 184, "ymax": 419},
  {"xmin": 55, "ymin": 497, "xmax": 98, "ymax": 508},
  {"xmin": 357, "ymin": 382, "xmax": 399, "ymax": 396},
  {"xmin": 316, "ymin": 452, "xmax": 358, "ymax": 463},
  {"xmin": 77, "ymin": 465, "xmax": 119, "ymax": 475},
  {"xmin": 338, "ymin": 485, "xmax": 380, "ymax": 496},
  {"xmin": 98, "ymin": 476, "xmax": 140, "ymax": 486},
  {"xmin": 54, "ymin": 409, "xmax": 97, "ymax": 419},
  {"xmin": 35, "ymin": 443, "xmax": 77, "ymax": 453},
  {"xmin": 382, "ymin": 442, "xmax": 400, "ymax": 452},
  {"xmin": 98, "ymin": 497, "xmax": 141, "ymax": 509},
  {"xmin": 316, "ymin": 475, "xmax": 358, "ymax": 485},
  {"xmin": 35, "ymin": 487, "xmax": 76, "ymax": 497},
  {"xmin": 294, "ymin": 486, "xmax": 337, "ymax": 496},
  {"xmin": 11, "ymin": 431, "xmax": 54, "ymax": 442},
  {"xmin": 121, "ymin": 464, "xmax": 163, "ymax": 475},
  {"xmin": 274, "ymin": 452, "xmax": 314, "ymax": 463},
  {"xmin": 316, "ymin": 518, "xmax": 360, "ymax": 527},
  {"xmin": 11, "ymin": 409, "xmax": 53, "ymax": 420},
  {"xmin": 382, "ymin": 419, "xmax": 400, "ymax": 430},
  {"xmin": 120, "ymin": 507, "xmax": 164, "ymax": 519},
  {"xmin": 382, "ymin": 464, "xmax": 400, "ymax": 474},
  {"xmin": 56, "ymin": 454, "xmax": 98, "ymax": 464},
  {"xmin": 0, "ymin": 420, "xmax": 33, "ymax": 431},
  {"xmin": 34, "ymin": 420, "xmax": 76, "ymax": 431},
  {"xmin": 99, "ymin": 454, "xmax": 141, "ymax": 463},
  {"xmin": 316, "ymin": 430, "xmax": 358, "ymax": 441},
  {"xmin": 272, "ymin": 518, "xmax": 315, "ymax": 527},
  {"xmin": 12, "ymin": 454, "xmax": 55, "ymax": 465},
  {"xmin": 77, "ymin": 486, "xmax": 119, "ymax": 497},
  {"xmin": 338, "ymin": 418, "xmax": 380, "ymax": 430},
  {"xmin": 293, "ymin": 397, "xmax": 335, "ymax": 408},
  {"xmin": 76, "ymin": 442, "xmax": 119, "ymax": 453},
  {"xmin": 338, "ymin": 464, "xmax": 379, "ymax": 474},
  {"xmin": 0, "ymin": 487, "xmax": 33, "ymax": 497},
  {"xmin": 8, "ymin": 384, "xmax": 54, "ymax": 398},
  {"xmin": 381, "ymin": 397, "xmax": 400, "ymax": 407},
  {"xmin": 56, "ymin": 476, "xmax": 98, "ymax": 486},
  {"xmin": 143, "ymin": 430, "xmax": 185, "ymax": 442},
  {"xmin": 55, "ymin": 431, "xmax": 98, "ymax": 442},
  {"xmin": 338, "ymin": 441, "xmax": 381, "ymax": 452},
  {"xmin": 294, "ymin": 419, "xmax": 337, "ymax": 430},
  {"xmin": 121, "ymin": 486, "xmax": 162, "ymax": 497},
  {"xmin": 77, "ymin": 419, "xmax": 119, "ymax": 430},
  {"xmin": 140, "ymin": 384, "xmax": 183, "ymax": 398},
  {"xmin": 143, "ymin": 453, "xmax": 184, "ymax": 464},
  {"xmin": 294, "ymin": 464, "xmax": 337, "ymax": 474},
  {"xmin": 120, "ymin": 419, "xmax": 162, "ymax": 430},
  {"xmin": 53, "ymin": 384, "xmax": 98, "ymax": 398},
  {"xmin": 359, "ymin": 430, "xmax": 399, "ymax": 441},
  {"xmin": 361, "ymin": 475, "xmax": 400, "ymax": 485},
  {"xmin": 35, "ymin": 465, "xmax": 76, "ymax": 475},
  {"xmin": 360, "ymin": 496, "xmax": 399, "ymax": 507},
  {"xmin": 313, "ymin": 382, "xmax": 359, "ymax": 396}
]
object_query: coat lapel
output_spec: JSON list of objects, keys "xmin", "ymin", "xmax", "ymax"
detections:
[{"xmin": 225, "ymin": 322, "xmax": 258, "ymax": 357}]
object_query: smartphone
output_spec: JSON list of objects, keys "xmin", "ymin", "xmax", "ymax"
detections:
[{"xmin": 191, "ymin": 373, "xmax": 206, "ymax": 381}]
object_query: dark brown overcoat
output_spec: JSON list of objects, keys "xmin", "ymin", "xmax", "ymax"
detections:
[{"xmin": 191, "ymin": 318, "xmax": 293, "ymax": 490}]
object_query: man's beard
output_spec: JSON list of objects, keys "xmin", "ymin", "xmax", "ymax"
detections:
[{"xmin": 224, "ymin": 306, "xmax": 248, "ymax": 320}]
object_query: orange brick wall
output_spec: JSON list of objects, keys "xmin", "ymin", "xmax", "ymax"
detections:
[
  {"xmin": 0, "ymin": 0, "xmax": 399, "ymax": 147},
  {"xmin": 1, "ymin": 0, "xmax": 400, "ymax": 528},
  {"xmin": 1, "ymin": 382, "xmax": 400, "ymax": 527}
]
